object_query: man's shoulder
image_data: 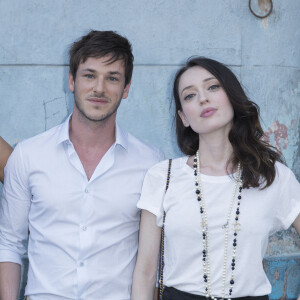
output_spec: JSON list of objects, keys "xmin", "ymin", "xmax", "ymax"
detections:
[
  {"xmin": 126, "ymin": 131, "xmax": 164, "ymax": 162},
  {"xmin": 18, "ymin": 122, "xmax": 63, "ymax": 151}
]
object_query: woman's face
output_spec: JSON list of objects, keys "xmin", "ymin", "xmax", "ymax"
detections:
[{"xmin": 178, "ymin": 66, "xmax": 234, "ymax": 137}]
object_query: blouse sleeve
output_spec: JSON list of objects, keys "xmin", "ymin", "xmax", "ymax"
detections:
[
  {"xmin": 274, "ymin": 163, "xmax": 300, "ymax": 231},
  {"xmin": 137, "ymin": 159, "xmax": 170, "ymax": 227}
]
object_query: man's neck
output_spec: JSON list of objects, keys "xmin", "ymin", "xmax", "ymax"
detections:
[
  {"xmin": 69, "ymin": 111, "xmax": 117, "ymax": 180},
  {"xmin": 69, "ymin": 110, "xmax": 116, "ymax": 149}
]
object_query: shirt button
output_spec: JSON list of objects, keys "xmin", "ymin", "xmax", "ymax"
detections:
[
  {"xmin": 85, "ymin": 188, "xmax": 89, "ymax": 193},
  {"xmin": 82, "ymin": 226, "xmax": 87, "ymax": 231}
]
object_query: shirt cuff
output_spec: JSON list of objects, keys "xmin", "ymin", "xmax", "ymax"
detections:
[{"xmin": 0, "ymin": 249, "xmax": 23, "ymax": 265}]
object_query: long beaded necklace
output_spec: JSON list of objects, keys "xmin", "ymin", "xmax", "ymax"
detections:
[{"xmin": 193, "ymin": 151, "xmax": 243, "ymax": 300}]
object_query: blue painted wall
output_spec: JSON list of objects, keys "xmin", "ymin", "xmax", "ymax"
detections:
[{"xmin": 0, "ymin": 0, "xmax": 299, "ymax": 298}]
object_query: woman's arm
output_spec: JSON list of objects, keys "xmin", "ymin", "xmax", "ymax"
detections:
[
  {"xmin": 132, "ymin": 210, "xmax": 162, "ymax": 300},
  {"xmin": 0, "ymin": 137, "xmax": 13, "ymax": 184},
  {"xmin": 293, "ymin": 213, "xmax": 300, "ymax": 235}
]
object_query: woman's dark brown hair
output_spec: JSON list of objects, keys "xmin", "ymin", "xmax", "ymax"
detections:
[{"xmin": 173, "ymin": 57, "xmax": 283, "ymax": 189}]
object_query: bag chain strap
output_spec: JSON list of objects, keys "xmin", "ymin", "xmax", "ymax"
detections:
[{"xmin": 159, "ymin": 159, "xmax": 172, "ymax": 300}]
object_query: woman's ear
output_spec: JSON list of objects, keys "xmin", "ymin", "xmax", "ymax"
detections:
[{"xmin": 178, "ymin": 110, "xmax": 190, "ymax": 127}]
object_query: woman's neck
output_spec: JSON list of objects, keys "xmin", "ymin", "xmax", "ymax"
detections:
[{"xmin": 187, "ymin": 132, "xmax": 234, "ymax": 176}]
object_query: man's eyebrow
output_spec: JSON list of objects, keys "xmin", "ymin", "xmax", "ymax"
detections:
[
  {"xmin": 81, "ymin": 68, "xmax": 96, "ymax": 73},
  {"xmin": 108, "ymin": 71, "xmax": 122, "ymax": 76}
]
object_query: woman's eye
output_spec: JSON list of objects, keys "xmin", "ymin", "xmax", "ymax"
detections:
[
  {"xmin": 184, "ymin": 94, "xmax": 195, "ymax": 100},
  {"xmin": 208, "ymin": 84, "xmax": 220, "ymax": 91}
]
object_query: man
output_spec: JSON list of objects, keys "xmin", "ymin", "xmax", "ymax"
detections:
[
  {"xmin": 0, "ymin": 30, "xmax": 163, "ymax": 300},
  {"xmin": 0, "ymin": 137, "xmax": 12, "ymax": 184}
]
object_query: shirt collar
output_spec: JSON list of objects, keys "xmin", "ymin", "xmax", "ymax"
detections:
[
  {"xmin": 114, "ymin": 122, "xmax": 128, "ymax": 151},
  {"xmin": 56, "ymin": 114, "xmax": 128, "ymax": 151}
]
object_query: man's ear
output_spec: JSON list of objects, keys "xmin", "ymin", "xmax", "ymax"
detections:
[
  {"xmin": 178, "ymin": 110, "xmax": 190, "ymax": 127},
  {"xmin": 68, "ymin": 73, "xmax": 75, "ymax": 93},
  {"xmin": 122, "ymin": 81, "xmax": 131, "ymax": 99}
]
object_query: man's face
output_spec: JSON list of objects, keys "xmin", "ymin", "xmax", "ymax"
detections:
[{"xmin": 68, "ymin": 56, "xmax": 131, "ymax": 123}]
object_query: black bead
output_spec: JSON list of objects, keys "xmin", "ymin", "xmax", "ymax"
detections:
[
  {"xmin": 232, "ymin": 258, "xmax": 235, "ymax": 262},
  {"xmin": 236, "ymin": 210, "xmax": 240, "ymax": 215},
  {"xmin": 233, "ymin": 242, "xmax": 237, "ymax": 247},
  {"xmin": 234, "ymin": 232, "xmax": 237, "ymax": 236},
  {"xmin": 229, "ymin": 289, "xmax": 232, "ymax": 293},
  {"xmin": 238, "ymin": 195, "xmax": 241, "ymax": 199},
  {"xmin": 197, "ymin": 196, "xmax": 201, "ymax": 201},
  {"xmin": 203, "ymin": 258, "xmax": 206, "ymax": 261},
  {"xmin": 195, "ymin": 182, "xmax": 198, "ymax": 186},
  {"xmin": 235, "ymin": 217, "xmax": 239, "ymax": 221},
  {"xmin": 194, "ymin": 158, "xmax": 197, "ymax": 162},
  {"xmin": 194, "ymin": 171, "xmax": 197, "ymax": 176},
  {"xmin": 230, "ymin": 279, "xmax": 234, "ymax": 285},
  {"xmin": 196, "ymin": 189, "xmax": 200, "ymax": 194},
  {"xmin": 233, "ymin": 239, "xmax": 237, "ymax": 243},
  {"xmin": 231, "ymin": 262, "xmax": 235, "ymax": 266}
]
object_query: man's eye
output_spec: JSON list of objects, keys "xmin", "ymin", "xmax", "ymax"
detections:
[
  {"xmin": 208, "ymin": 84, "xmax": 220, "ymax": 91},
  {"xmin": 108, "ymin": 77, "xmax": 118, "ymax": 81},
  {"xmin": 84, "ymin": 74, "xmax": 94, "ymax": 79},
  {"xmin": 184, "ymin": 94, "xmax": 195, "ymax": 100}
]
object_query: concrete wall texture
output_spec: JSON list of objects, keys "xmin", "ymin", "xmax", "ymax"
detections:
[{"xmin": 0, "ymin": 0, "xmax": 299, "ymax": 298}]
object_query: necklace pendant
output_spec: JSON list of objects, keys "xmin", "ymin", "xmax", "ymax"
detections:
[
  {"xmin": 233, "ymin": 222, "xmax": 241, "ymax": 231},
  {"xmin": 222, "ymin": 221, "xmax": 229, "ymax": 229}
]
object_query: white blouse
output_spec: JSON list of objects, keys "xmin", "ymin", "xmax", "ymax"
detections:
[{"xmin": 137, "ymin": 156, "xmax": 300, "ymax": 297}]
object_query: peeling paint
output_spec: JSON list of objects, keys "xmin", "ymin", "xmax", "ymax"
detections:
[
  {"xmin": 264, "ymin": 121, "xmax": 290, "ymax": 151},
  {"xmin": 264, "ymin": 256, "xmax": 300, "ymax": 300}
]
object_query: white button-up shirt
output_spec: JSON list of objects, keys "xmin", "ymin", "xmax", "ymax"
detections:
[{"xmin": 0, "ymin": 116, "xmax": 163, "ymax": 300}]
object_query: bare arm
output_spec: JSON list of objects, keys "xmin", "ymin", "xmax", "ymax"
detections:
[
  {"xmin": 0, "ymin": 262, "xmax": 21, "ymax": 300},
  {"xmin": 132, "ymin": 210, "xmax": 162, "ymax": 300},
  {"xmin": 0, "ymin": 137, "xmax": 13, "ymax": 184},
  {"xmin": 293, "ymin": 213, "xmax": 300, "ymax": 235}
]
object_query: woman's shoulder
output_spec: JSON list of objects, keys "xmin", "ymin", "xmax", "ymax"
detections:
[{"xmin": 273, "ymin": 161, "xmax": 299, "ymax": 186}]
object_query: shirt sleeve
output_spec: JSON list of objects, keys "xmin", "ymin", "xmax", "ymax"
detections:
[
  {"xmin": 137, "ymin": 160, "xmax": 170, "ymax": 227},
  {"xmin": 274, "ymin": 164, "xmax": 300, "ymax": 231},
  {"xmin": 0, "ymin": 143, "xmax": 31, "ymax": 265}
]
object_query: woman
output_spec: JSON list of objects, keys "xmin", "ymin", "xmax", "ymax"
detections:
[
  {"xmin": 0, "ymin": 137, "xmax": 12, "ymax": 184},
  {"xmin": 132, "ymin": 57, "xmax": 300, "ymax": 300}
]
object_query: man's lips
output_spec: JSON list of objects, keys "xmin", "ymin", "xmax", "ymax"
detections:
[
  {"xmin": 87, "ymin": 97, "xmax": 109, "ymax": 103},
  {"xmin": 200, "ymin": 107, "xmax": 217, "ymax": 118}
]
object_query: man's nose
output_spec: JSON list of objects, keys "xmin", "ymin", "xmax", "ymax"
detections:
[{"xmin": 93, "ymin": 78, "xmax": 105, "ymax": 93}]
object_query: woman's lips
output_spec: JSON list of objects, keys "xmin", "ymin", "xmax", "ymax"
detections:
[{"xmin": 200, "ymin": 107, "xmax": 217, "ymax": 118}]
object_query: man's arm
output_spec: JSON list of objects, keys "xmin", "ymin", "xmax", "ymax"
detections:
[
  {"xmin": 0, "ymin": 262, "xmax": 21, "ymax": 300},
  {"xmin": 0, "ymin": 137, "xmax": 13, "ymax": 184}
]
